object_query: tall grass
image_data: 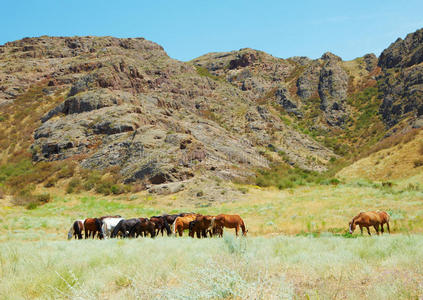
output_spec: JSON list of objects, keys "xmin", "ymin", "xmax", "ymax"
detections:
[{"xmin": 1, "ymin": 235, "xmax": 422, "ymax": 299}]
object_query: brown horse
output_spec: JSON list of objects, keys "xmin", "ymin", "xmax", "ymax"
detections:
[
  {"xmin": 189, "ymin": 215, "xmax": 214, "ymax": 238},
  {"xmin": 349, "ymin": 211, "xmax": 390, "ymax": 235},
  {"xmin": 173, "ymin": 215, "xmax": 198, "ymax": 237},
  {"xmin": 67, "ymin": 220, "xmax": 84, "ymax": 240},
  {"xmin": 129, "ymin": 218, "xmax": 156, "ymax": 238},
  {"xmin": 213, "ymin": 214, "xmax": 247, "ymax": 236},
  {"xmin": 84, "ymin": 218, "xmax": 104, "ymax": 239},
  {"xmin": 150, "ymin": 216, "xmax": 171, "ymax": 236}
]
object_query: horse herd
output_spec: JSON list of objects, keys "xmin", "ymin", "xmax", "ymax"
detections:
[
  {"xmin": 67, "ymin": 210, "xmax": 391, "ymax": 240},
  {"xmin": 67, "ymin": 213, "xmax": 247, "ymax": 240}
]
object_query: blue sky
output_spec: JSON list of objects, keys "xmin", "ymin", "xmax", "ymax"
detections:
[{"xmin": 1, "ymin": 1, "xmax": 422, "ymax": 61}]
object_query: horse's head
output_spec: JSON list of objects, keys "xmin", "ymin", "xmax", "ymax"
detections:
[
  {"xmin": 349, "ymin": 220, "xmax": 356, "ymax": 234},
  {"xmin": 67, "ymin": 232, "xmax": 73, "ymax": 240},
  {"xmin": 188, "ymin": 221, "xmax": 196, "ymax": 237}
]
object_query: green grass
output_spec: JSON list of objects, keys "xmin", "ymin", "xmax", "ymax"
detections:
[{"xmin": 1, "ymin": 235, "xmax": 423, "ymax": 299}]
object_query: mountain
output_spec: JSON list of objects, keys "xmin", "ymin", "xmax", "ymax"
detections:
[{"xmin": 0, "ymin": 29, "xmax": 422, "ymax": 195}]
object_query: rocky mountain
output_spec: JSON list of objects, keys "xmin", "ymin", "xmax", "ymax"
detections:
[
  {"xmin": 378, "ymin": 28, "xmax": 423, "ymax": 129},
  {"xmin": 0, "ymin": 28, "xmax": 422, "ymax": 191}
]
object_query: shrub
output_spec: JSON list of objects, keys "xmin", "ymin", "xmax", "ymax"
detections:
[
  {"xmin": 36, "ymin": 193, "xmax": 51, "ymax": 203},
  {"xmin": 66, "ymin": 178, "xmax": 81, "ymax": 194},
  {"xmin": 413, "ymin": 159, "xmax": 423, "ymax": 168},
  {"xmin": 56, "ymin": 162, "xmax": 76, "ymax": 179},
  {"xmin": 44, "ymin": 177, "xmax": 57, "ymax": 188},
  {"xmin": 111, "ymin": 184, "xmax": 125, "ymax": 195}
]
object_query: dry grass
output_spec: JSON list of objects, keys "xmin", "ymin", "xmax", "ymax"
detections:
[
  {"xmin": 1, "ymin": 177, "xmax": 423, "ymax": 298},
  {"xmin": 1, "ymin": 235, "xmax": 422, "ymax": 299},
  {"xmin": 338, "ymin": 129, "xmax": 423, "ymax": 181}
]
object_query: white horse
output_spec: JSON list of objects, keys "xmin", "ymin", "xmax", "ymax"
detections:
[
  {"xmin": 67, "ymin": 219, "xmax": 84, "ymax": 240},
  {"xmin": 102, "ymin": 217, "xmax": 124, "ymax": 238}
]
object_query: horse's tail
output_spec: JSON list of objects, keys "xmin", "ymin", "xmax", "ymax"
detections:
[
  {"xmin": 74, "ymin": 221, "xmax": 82, "ymax": 239},
  {"xmin": 164, "ymin": 219, "xmax": 172, "ymax": 236},
  {"xmin": 95, "ymin": 218, "xmax": 104, "ymax": 239},
  {"xmin": 240, "ymin": 219, "xmax": 247, "ymax": 235},
  {"xmin": 67, "ymin": 222, "xmax": 75, "ymax": 240},
  {"xmin": 111, "ymin": 219, "xmax": 124, "ymax": 238},
  {"xmin": 172, "ymin": 218, "xmax": 178, "ymax": 235}
]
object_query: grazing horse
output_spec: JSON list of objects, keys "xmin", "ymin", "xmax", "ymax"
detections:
[
  {"xmin": 189, "ymin": 215, "xmax": 214, "ymax": 238},
  {"xmin": 212, "ymin": 214, "xmax": 247, "ymax": 236},
  {"xmin": 111, "ymin": 218, "xmax": 140, "ymax": 238},
  {"xmin": 173, "ymin": 215, "xmax": 198, "ymax": 237},
  {"xmin": 162, "ymin": 213, "xmax": 196, "ymax": 227},
  {"xmin": 102, "ymin": 217, "xmax": 124, "ymax": 238},
  {"xmin": 67, "ymin": 220, "xmax": 84, "ymax": 240},
  {"xmin": 84, "ymin": 218, "xmax": 104, "ymax": 239},
  {"xmin": 129, "ymin": 218, "xmax": 156, "ymax": 238},
  {"xmin": 150, "ymin": 216, "xmax": 171, "ymax": 236},
  {"xmin": 349, "ymin": 211, "xmax": 391, "ymax": 235}
]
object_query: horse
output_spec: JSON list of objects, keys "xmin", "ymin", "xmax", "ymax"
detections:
[
  {"xmin": 111, "ymin": 218, "xmax": 140, "ymax": 238},
  {"xmin": 84, "ymin": 218, "xmax": 104, "ymax": 239},
  {"xmin": 349, "ymin": 211, "xmax": 391, "ymax": 235},
  {"xmin": 67, "ymin": 220, "xmax": 84, "ymax": 240},
  {"xmin": 162, "ymin": 213, "xmax": 196, "ymax": 226},
  {"xmin": 102, "ymin": 217, "xmax": 124, "ymax": 238},
  {"xmin": 173, "ymin": 215, "xmax": 198, "ymax": 237},
  {"xmin": 212, "ymin": 214, "xmax": 247, "ymax": 236},
  {"xmin": 129, "ymin": 218, "xmax": 156, "ymax": 238},
  {"xmin": 150, "ymin": 216, "xmax": 171, "ymax": 236},
  {"xmin": 188, "ymin": 215, "xmax": 214, "ymax": 238}
]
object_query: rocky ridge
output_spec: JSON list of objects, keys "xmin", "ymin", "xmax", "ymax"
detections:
[{"xmin": 1, "ymin": 28, "xmax": 422, "ymax": 189}]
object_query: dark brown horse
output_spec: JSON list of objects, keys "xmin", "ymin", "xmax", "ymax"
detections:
[
  {"xmin": 84, "ymin": 218, "xmax": 104, "ymax": 239},
  {"xmin": 111, "ymin": 218, "xmax": 140, "ymax": 238},
  {"xmin": 189, "ymin": 215, "xmax": 214, "ymax": 238},
  {"xmin": 129, "ymin": 218, "xmax": 156, "ymax": 238},
  {"xmin": 349, "ymin": 211, "xmax": 390, "ymax": 235},
  {"xmin": 212, "ymin": 214, "xmax": 247, "ymax": 236},
  {"xmin": 150, "ymin": 216, "xmax": 171, "ymax": 236}
]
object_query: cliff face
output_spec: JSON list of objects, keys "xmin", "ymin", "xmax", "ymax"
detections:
[
  {"xmin": 378, "ymin": 28, "xmax": 423, "ymax": 128},
  {"xmin": 0, "ymin": 28, "xmax": 422, "ymax": 188}
]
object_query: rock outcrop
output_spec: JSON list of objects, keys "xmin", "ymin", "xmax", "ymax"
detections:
[{"xmin": 378, "ymin": 28, "xmax": 423, "ymax": 127}]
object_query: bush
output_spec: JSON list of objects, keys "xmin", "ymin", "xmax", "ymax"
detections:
[
  {"xmin": 36, "ymin": 193, "xmax": 51, "ymax": 203},
  {"xmin": 413, "ymin": 159, "xmax": 423, "ymax": 168},
  {"xmin": 255, "ymin": 163, "xmax": 340, "ymax": 190},
  {"xmin": 56, "ymin": 162, "xmax": 76, "ymax": 179},
  {"xmin": 66, "ymin": 178, "xmax": 81, "ymax": 194}
]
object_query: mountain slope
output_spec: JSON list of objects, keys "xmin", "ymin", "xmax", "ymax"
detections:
[
  {"xmin": 0, "ymin": 29, "xmax": 422, "ymax": 195},
  {"xmin": 0, "ymin": 36, "xmax": 334, "ymax": 192}
]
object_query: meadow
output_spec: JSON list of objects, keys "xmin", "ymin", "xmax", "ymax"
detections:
[{"xmin": 1, "ymin": 176, "xmax": 423, "ymax": 299}]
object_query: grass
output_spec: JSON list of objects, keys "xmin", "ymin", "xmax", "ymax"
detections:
[
  {"xmin": 1, "ymin": 178, "xmax": 423, "ymax": 298},
  {"xmin": 1, "ymin": 235, "xmax": 423, "ymax": 299}
]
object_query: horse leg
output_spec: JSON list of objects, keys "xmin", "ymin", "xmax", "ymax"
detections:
[
  {"xmin": 359, "ymin": 225, "xmax": 363, "ymax": 235},
  {"xmin": 235, "ymin": 226, "xmax": 239, "ymax": 237},
  {"xmin": 380, "ymin": 223, "xmax": 384, "ymax": 235},
  {"xmin": 374, "ymin": 225, "xmax": 380, "ymax": 235},
  {"xmin": 366, "ymin": 227, "xmax": 371, "ymax": 236},
  {"xmin": 85, "ymin": 228, "xmax": 89, "ymax": 239},
  {"xmin": 387, "ymin": 222, "xmax": 390, "ymax": 234}
]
